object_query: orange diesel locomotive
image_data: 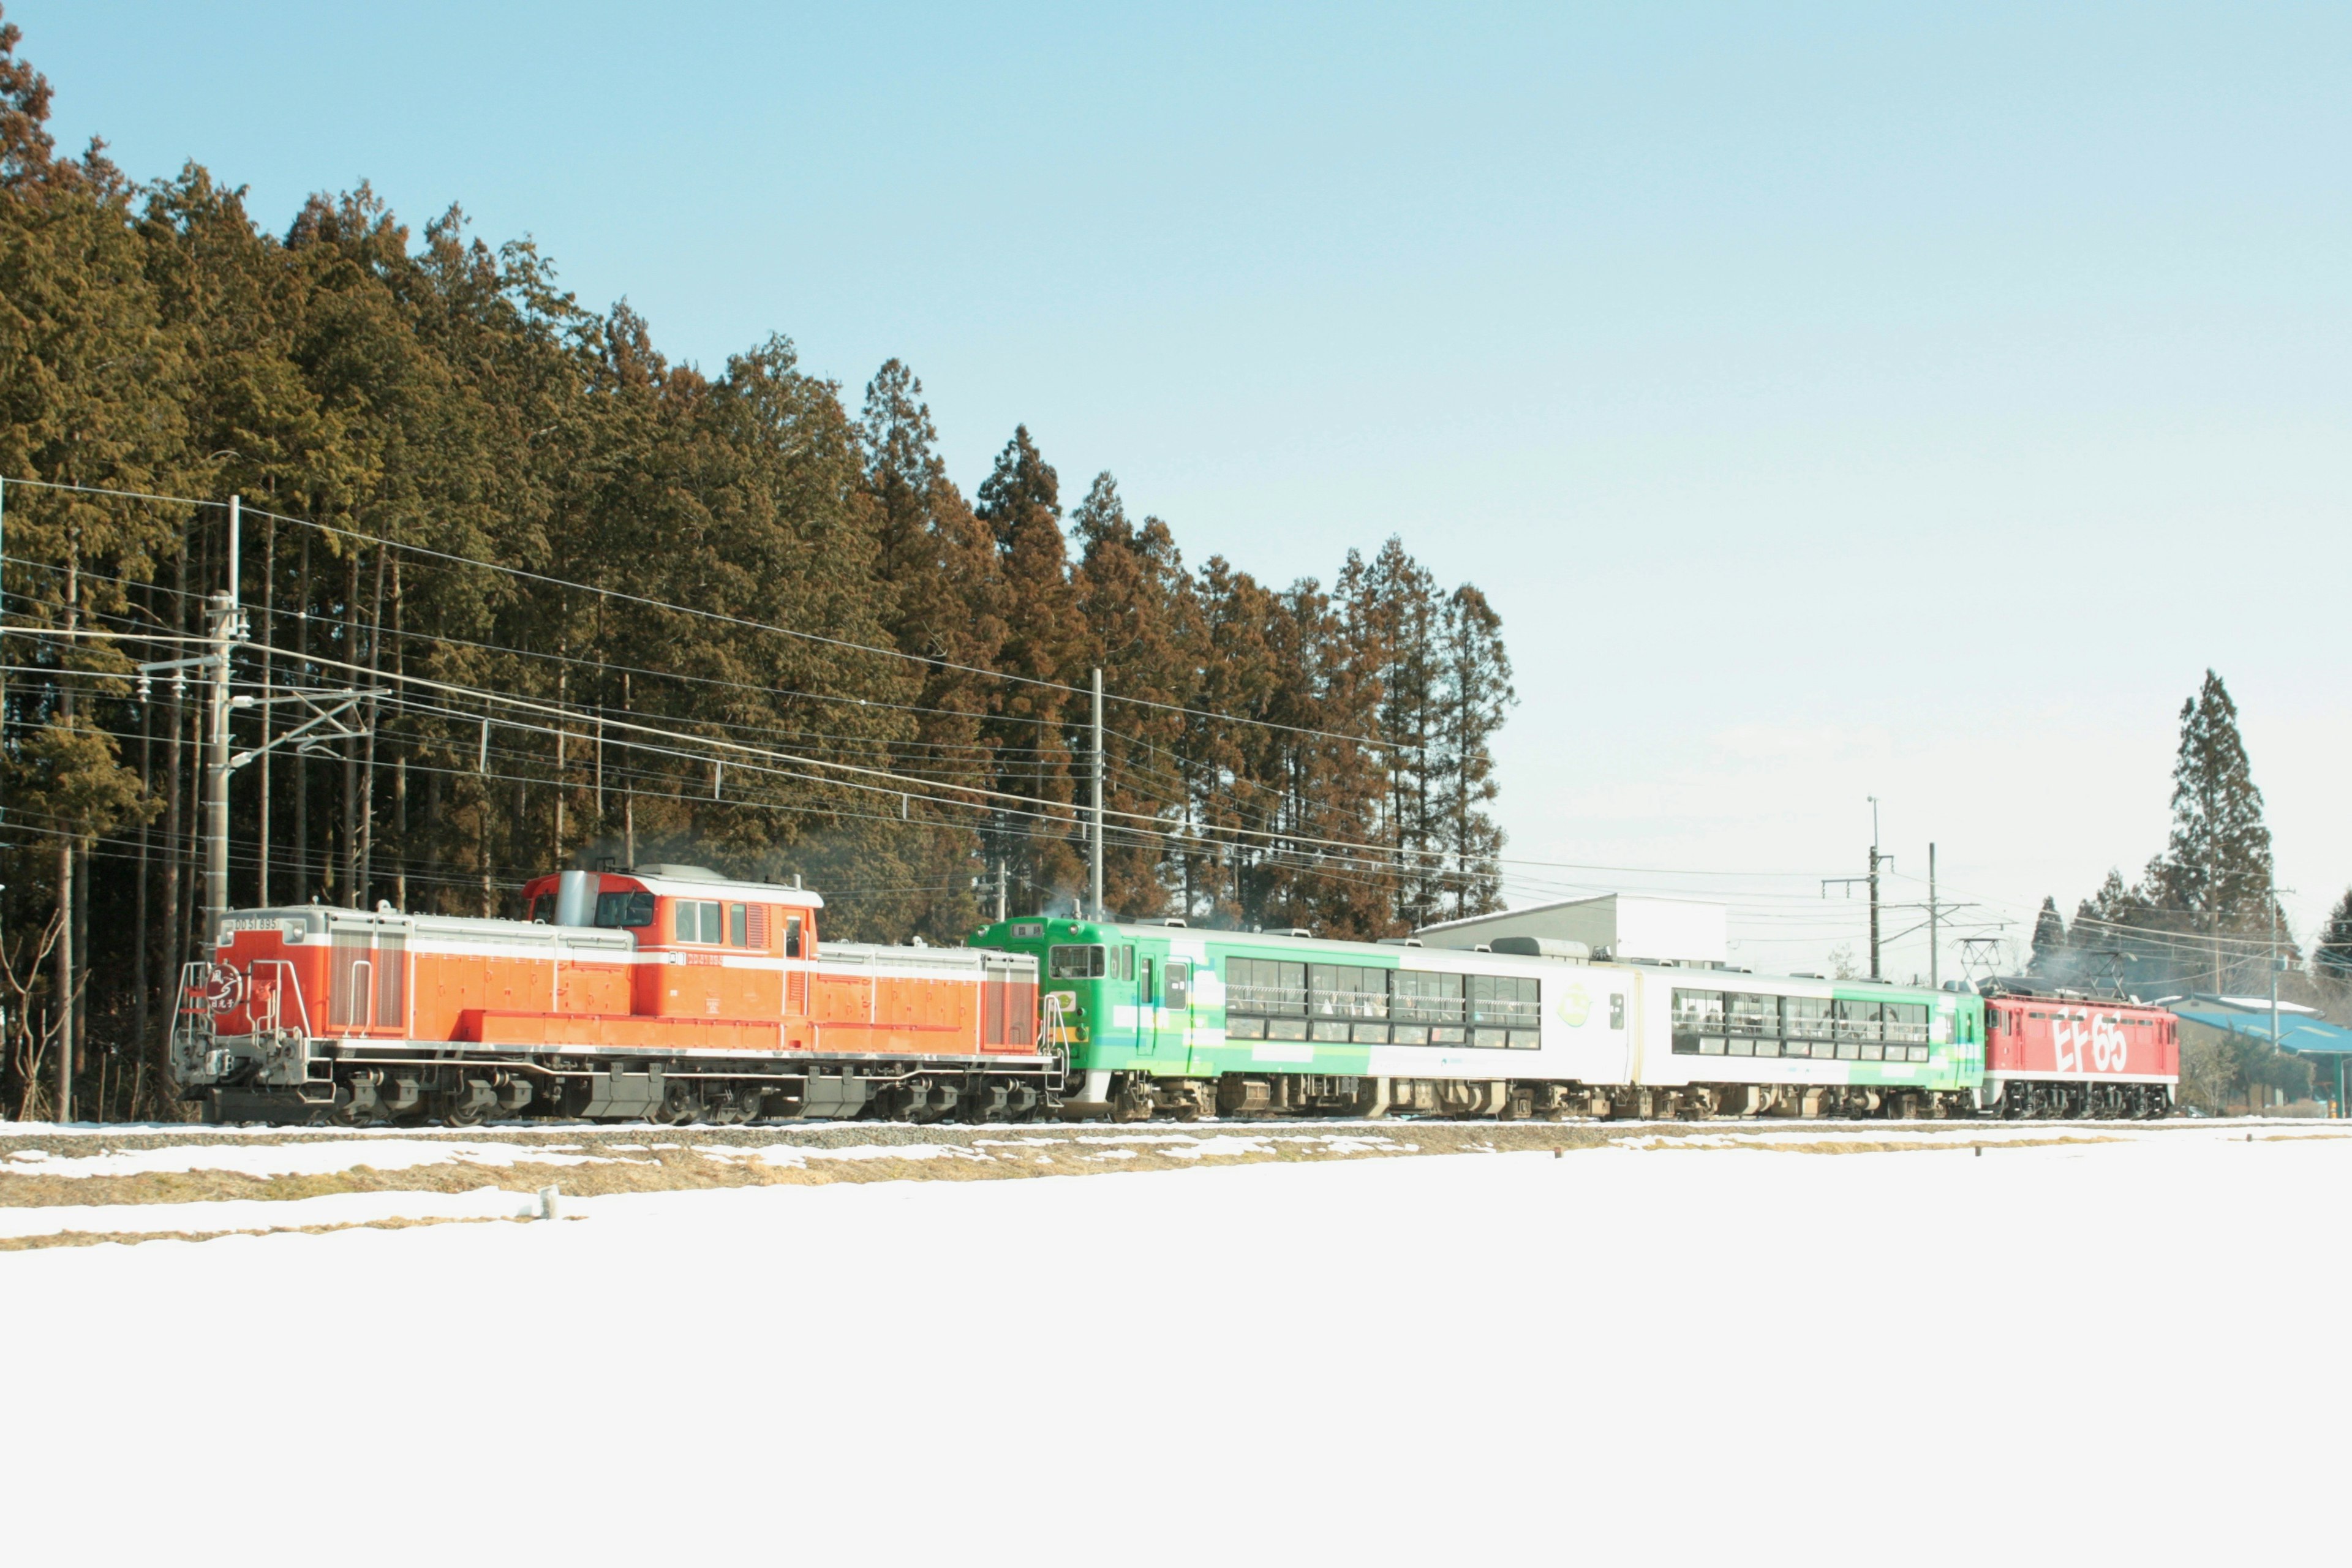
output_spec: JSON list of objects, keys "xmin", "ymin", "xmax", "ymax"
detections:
[{"xmin": 173, "ymin": 864, "xmax": 1046, "ymax": 1125}]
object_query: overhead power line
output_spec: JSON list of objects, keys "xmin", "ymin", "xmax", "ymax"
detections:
[{"xmin": 0, "ymin": 473, "xmax": 1521, "ymax": 763}]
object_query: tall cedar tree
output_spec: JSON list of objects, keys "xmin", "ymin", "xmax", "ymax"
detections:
[
  {"xmin": 2060, "ymin": 672, "xmax": 2288, "ymax": 995},
  {"xmin": 1432, "ymin": 583, "xmax": 1513, "ymax": 919},
  {"xmin": 2029, "ymin": 896, "xmax": 2067, "ymax": 970},
  {"xmin": 2150, "ymin": 671, "xmax": 2274, "ymax": 923},
  {"xmin": 2316, "ymin": 889, "xmax": 2352, "ymax": 981},
  {"xmin": 974, "ymin": 427, "xmax": 1082, "ymax": 906},
  {"xmin": 859, "ymin": 360, "xmax": 1002, "ymax": 940},
  {"xmin": 1069, "ymin": 472, "xmax": 1196, "ymax": 918}
]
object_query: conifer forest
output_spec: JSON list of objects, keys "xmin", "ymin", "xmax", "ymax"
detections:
[{"xmin": 0, "ymin": 20, "xmax": 1515, "ymax": 1118}]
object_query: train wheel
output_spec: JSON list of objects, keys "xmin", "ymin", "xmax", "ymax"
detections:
[{"xmin": 644, "ymin": 1084, "xmax": 700, "ymax": 1126}]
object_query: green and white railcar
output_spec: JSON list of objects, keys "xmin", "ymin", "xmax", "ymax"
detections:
[{"xmin": 973, "ymin": 915, "xmax": 1985, "ymax": 1120}]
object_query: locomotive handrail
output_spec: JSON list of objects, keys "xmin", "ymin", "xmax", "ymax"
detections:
[
  {"xmin": 249, "ymin": 957, "xmax": 314, "ymax": 1038},
  {"xmin": 334, "ymin": 957, "xmax": 374, "ymax": 1038},
  {"xmin": 1041, "ymin": 991, "xmax": 1079, "ymax": 1054}
]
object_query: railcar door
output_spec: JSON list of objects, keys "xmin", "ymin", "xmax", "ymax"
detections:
[
  {"xmin": 1541, "ymin": 966, "xmax": 1631, "ymax": 1085},
  {"xmin": 1153, "ymin": 959, "xmax": 1191, "ymax": 1058}
]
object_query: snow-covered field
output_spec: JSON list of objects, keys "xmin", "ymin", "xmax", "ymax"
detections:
[{"xmin": 3, "ymin": 1126, "xmax": 2344, "ymax": 1565}]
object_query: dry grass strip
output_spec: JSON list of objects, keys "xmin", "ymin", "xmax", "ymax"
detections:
[
  {"xmin": 7, "ymin": 1121, "xmax": 2313, "ymax": 1250},
  {"xmin": 1673, "ymin": 1134, "xmax": 2132, "ymax": 1156},
  {"xmin": 0, "ymin": 1136, "xmax": 1436, "ymax": 1215},
  {"xmin": 0, "ymin": 1213, "xmax": 568, "ymax": 1254}
]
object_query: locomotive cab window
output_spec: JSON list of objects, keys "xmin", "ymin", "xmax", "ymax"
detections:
[
  {"xmin": 1050, "ymin": 944, "xmax": 1107, "ymax": 979},
  {"xmin": 784, "ymin": 914, "xmax": 803, "ymax": 957},
  {"xmin": 595, "ymin": 891, "xmax": 657, "ymax": 929},
  {"xmin": 529, "ymin": 894, "xmax": 556, "ymax": 924},
  {"xmin": 729, "ymin": 903, "xmax": 748, "ymax": 948}
]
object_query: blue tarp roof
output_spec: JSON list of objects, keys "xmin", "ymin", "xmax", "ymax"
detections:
[{"xmin": 2172, "ymin": 1007, "xmax": 2352, "ymax": 1055}]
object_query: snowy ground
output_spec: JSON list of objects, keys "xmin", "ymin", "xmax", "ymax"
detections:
[{"xmin": 3, "ymin": 1125, "xmax": 2346, "ymax": 1565}]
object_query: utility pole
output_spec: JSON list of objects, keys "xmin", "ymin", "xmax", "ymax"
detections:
[
  {"xmin": 202, "ymin": 496, "xmax": 242, "ymax": 938},
  {"xmin": 1821, "ymin": 798, "xmax": 1891, "ymax": 981},
  {"xmin": 1090, "ymin": 666, "xmax": 1104, "ymax": 921},
  {"xmin": 1928, "ymin": 842, "xmax": 1939, "ymax": 990},
  {"xmin": 996, "ymin": 859, "xmax": 1008, "ymax": 923},
  {"xmin": 1868, "ymin": 797, "xmax": 1882, "ymax": 980},
  {"xmin": 2270, "ymin": 886, "xmax": 2284, "ymax": 1050}
]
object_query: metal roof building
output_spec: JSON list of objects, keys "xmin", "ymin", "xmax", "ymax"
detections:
[
  {"xmin": 1415, "ymin": 894, "xmax": 1729, "ymax": 967},
  {"xmin": 2163, "ymin": 995, "xmax": 2352, "ymax": 1113}
]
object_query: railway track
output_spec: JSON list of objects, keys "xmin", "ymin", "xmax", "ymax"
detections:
[{"xmin": 0, "ymin": 1113, "xmax": 2323, "ymax": 1163}]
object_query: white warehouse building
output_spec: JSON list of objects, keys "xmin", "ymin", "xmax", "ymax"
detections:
[{"xmin": 1414, "ymin": 894, "xmax": 1729, "ymax": 968}]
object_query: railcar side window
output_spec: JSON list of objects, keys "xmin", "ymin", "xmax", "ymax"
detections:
[
  {"xmin": 1310, "ymin": 964, "xmax": 1389, "ymax": 1020},
  {"xmin": 594, "ymin": 891, "xmax": 657, "ymax": 929},
  {"xmin": 1393, "ymin": 970, "xmax": 1467, "ymax": 1025},
  {"xmin": 1049, "ymin": 944, "xmax": 1107, "ymax": 979},
  {"xmin": 1728, "ymin": 992, "xmax": 1779, "ymax": 1036},
  {"xmin": 1671, "ymin": 989, "xmax": 1724, "ymax": 1054},
  {"xmin": 1784, "ymin": 996, "xmax": 1831, "ymax": 1042},
  {"xmin": 1830, "ymin": 1001, "xmax": 1883, "ymax": 1056},
  {"xmin": 1164, "ymin": 960, "xmax": 1191, "ymax": 1010},
  {"xmin": 1469, "ymin": 976, "xmax": 1539, "ymax": 1033},
  {"xmin": 1669, "ymin": 990, "xmax": 1941, "ymax": 1060},
  {"xmin": 1226, "ymin": 957, "xmax": 1309, "ymax": 1016}
]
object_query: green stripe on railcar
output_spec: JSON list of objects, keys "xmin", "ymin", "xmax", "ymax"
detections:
[{"xmin": 974, "ymin": 916, "xmax": 1372, "ymax": 1081}]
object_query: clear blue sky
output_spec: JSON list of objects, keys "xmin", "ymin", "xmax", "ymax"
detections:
[{"xmin": 24, "ymin": 1, "xmax": 2352, "ymax": 971}]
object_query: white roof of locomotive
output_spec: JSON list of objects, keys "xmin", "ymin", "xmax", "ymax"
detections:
[{"xmin": 615, "ymin": 865, "xmax": 824, "ymax": 909}]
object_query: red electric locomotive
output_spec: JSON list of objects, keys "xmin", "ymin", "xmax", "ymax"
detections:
[{"xmin": 1980, "ymin": 985, "xmax": 2178, "ymax": 1118}]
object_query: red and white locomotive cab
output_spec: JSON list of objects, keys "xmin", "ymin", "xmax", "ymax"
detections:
[{"xmin": 1980, "ymin": 987, "xmax": 2178, "ymax": 1118}]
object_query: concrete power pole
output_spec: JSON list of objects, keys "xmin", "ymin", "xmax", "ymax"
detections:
[
  {"xmin": 1822, "ymin": 797, "xmax": 1891, "ymax": 982},
  {"xmin": 1928, "ymin": 841, "xmax": 1939, "ymax": 990},
  {"xmin": 202, "ymin": 496, "xmax": 241, "ymax": 940},
  {"xmin": 1867, "ymin": 797, "xmax": 1883, "ymax": 979},
  {"xmin": 1090, "ymin": 666, "xmax": 1104, "ymax": 921}
]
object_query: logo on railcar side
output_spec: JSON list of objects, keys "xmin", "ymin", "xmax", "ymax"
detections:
[{"xmin": 2052, "ymin": 1011, "xmax": 2130, "ymax": 1073}]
